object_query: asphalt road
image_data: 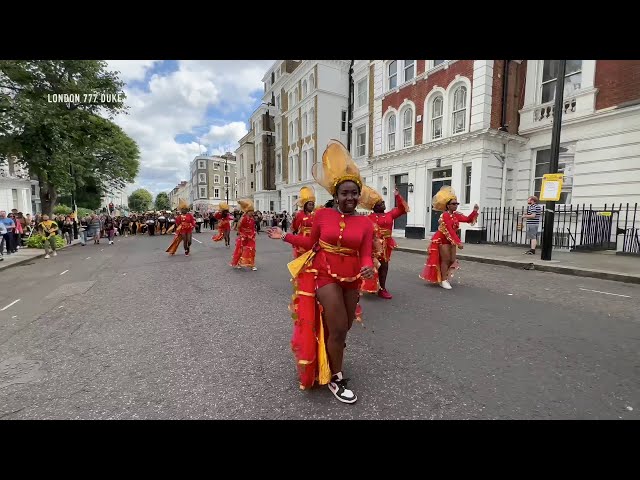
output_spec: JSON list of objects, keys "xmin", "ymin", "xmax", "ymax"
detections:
[{"xmin": 0, "ymin": 228, "xmax": 638, "ymax": 419}]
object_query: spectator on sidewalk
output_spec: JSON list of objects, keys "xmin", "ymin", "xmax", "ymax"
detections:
[
  {"xmin": 523, "ymin": 196, "xmax": 542, "ymax": 255},
  {"xmin": 38, "ymin": 214, "xmax": 59, "ymax": 259},
  {"xmin": 0, "ymin": 211, "xmax": 16, "ymax": 255}
]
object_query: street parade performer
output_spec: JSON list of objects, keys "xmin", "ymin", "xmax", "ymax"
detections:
[
  {"xmin": 291, "ymin": 185, "xmax": 316, "ymax": 258},
  {"xmin": 230, "ymin": 199, "xmax": 257, "ymax": 270},
  {"xmin": 357, "ymin": 185, "xmax": 409, "ymax": 299},
  {"xmin": 166, "ymin": 200, "xmax": 196, "ymax": 256},
  {"xmin": 420, "ymin": 186, "xmax": 479, "ymax": 290},
  {"xmin": 267, "ymin": 140, "xmax": 374, "ymax": 404},
  {"xmin": 212, "ymin": 202, "xmax": 233, "ymax": 248}
]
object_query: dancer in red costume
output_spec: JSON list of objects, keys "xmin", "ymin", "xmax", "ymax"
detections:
[
  {"xmin": 420, "ymin": 186, "xmax": 479, "ymax": 289},
  {"xmin": 167, "ymin": 199, "xmax": 195, "ymax": 256},
  {"xmin": 212, "ymin": 201, "xmax": 233, "ymax": 248},
  {"xmin": 358, "ymin": 185, "xmax": 409, "ymax": 299},
  {"xmin": 230, "ymin": 199, "xmax": 257, "ymax": 270},
  {"xmin": 291, "ymin": 186, "xmax": 316, "ymax": 258},
  {"xmin": 267, "ymin": 140, "xmax": 374, "ymax": 404}
]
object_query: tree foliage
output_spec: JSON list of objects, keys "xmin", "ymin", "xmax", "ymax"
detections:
[
  {"xmin": 128, "ymin": 188, "xmax": 153, "ymax": 212},
  {"xmin": 0, "ymin": 60, "xmax": 140, "ymax": 215},
  {"xmin": 155, "ymin": 192, "xmax": 170, "ymax": 211}
]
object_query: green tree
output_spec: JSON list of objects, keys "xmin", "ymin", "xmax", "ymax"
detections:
[
  {"xmin": 0, "ymin": 60, "xmax": 139, "ymax": 215},
  {"xmin": 155, "ymin": 192, "xmax": 170, "ymax": 211},
  {"xmin": 128, "ymin": 188, "xmax": 152, "ymax": 212},
  {"xmin": 53, "ymin": 204, "xmax": 72, "ymax": 215}
]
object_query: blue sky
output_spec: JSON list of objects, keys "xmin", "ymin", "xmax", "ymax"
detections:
[{"xmin": 106, "ymin": 60, "xmax": 274, "ymax": 197}]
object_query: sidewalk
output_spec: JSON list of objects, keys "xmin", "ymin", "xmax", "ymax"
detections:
[
  {"xmin": 0, "ymin": 238, "xmax": 84, "ymax": 272},
  {"xmin": 393, "ymin": 236, "xmax": 640, "ymax": 285}
]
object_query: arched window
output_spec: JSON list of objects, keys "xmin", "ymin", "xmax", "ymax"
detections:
[
  {"xmin": 308, "ymin": 108, "xmax": 315, "ymax": 134},
  {"xmin": 307, "ymin": 148, "xmax": 314, "ymax": 180},
  {"xmin": 289, "ymin": 122, "xmax": 294, "ymax": 142},
  {"xmin": 402, "ymin": 108, "xmax": 413, "ymax": 148},
  {"xmin": 302, "ymin": 113, "xmax": 308, "ymax": 136},
  {"xmin": 452, "ymin": 86, "xmax": 467, "ymax": 134},
  {"xmin": 309, "ymin": 74, "xmax": 315, "ymax": 90},
  {"xmin": 387, "ymin": 114, "xmax": 396, "ymax": 151},
  {"xmin": 302, "ymin": 80, "xmax": 308, "ymax": 97},
  {"xmin": 302, "ymin": 151, "xmax": 307, "ymax": 181},
  {"xmin": 431, "ymin": 96, "xmax": 443, "ymax": 140}
]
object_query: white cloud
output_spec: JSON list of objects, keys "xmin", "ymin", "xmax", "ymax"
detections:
[{"xmin": 105, "ymin": 60, "xmax": 274, "ymax": 197}]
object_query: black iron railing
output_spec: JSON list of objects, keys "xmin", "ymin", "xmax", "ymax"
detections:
[{"xmin": 480, "ymin": 203, "xmax": 639, "ymax": 255}]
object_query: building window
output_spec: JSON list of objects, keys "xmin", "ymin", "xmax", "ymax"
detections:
[
  {"xmin": 31, "ymin": 185, "xmax": 36, "ymax": 196},
  {"xmin": 464, "ymin": 165, "xmax": 472, "ymax": 204},
  {"xmin": 402, "ymin": 108, "xmax": 413, "ymax": 147},
  {"xmin": 403, "ymin": 60, "xmax": 415, "ymax": 82},
  {"xmin": 250, "ymin": 164, "xmax": 254, "ymax": 174},
  {"xmin": 541, "ymin": 60, "xmax": 582, "ymax": 103},
  {"xmin": 276, "ymin": 94, "xmax": 281, "ymax": 111},
  {"xmin": 432, "ymin": 60, "xmax": 446, "ymax": 68},
  {"xmin": 387, "ymin": 114, "xmax": 396, "ymax": 151},
  {"xmin": 224, "ymin": 163, "xmax": 229, "ymax": 172},
  {"xmin": 276, "ymin": 153, "xmax": 282, "ymax": 177},
  {"xmin": 341, "ymin": 110, "xmax": 347, "ymax": 132},
  {"xmin": 235, "ymin": 190, "xmax": 238, "ymax": 198},
  {"xmin": 235, "ymin": 178, "xmax": 238, "ymax": 186},
  {"xmin": 302, "ymin": 80, "xmax": 308, "ymax": 97},
  {"xmin": 198, "ymin": 173, "xmax": 206, "ymax": 183},
  {"xmin": 214, "ymin": 162, "xmax": 220, "ymax": 170},
  {"xmin": 214, "ymin": 188, "xmax": 220, "ymax": 199},
  {"xmin": 534, "ymin": 147, "xmax": 573, "ymax": 204},
  {"xmin": 288, "ymin": 92, "xmax": 293, "ymax": 108},
  {"xmin": 302, "ymin": 113, "xmax": 308, "ymax": 136},
  {"xmin": 214, "ymin": 174, "xmax": 220, "ymax": 184},
  {"xmin": 452, "ymin": 86, "xmax": 467, "ymax": 134},
  {"xmin": 308, "ymin": 108, "xmax": 315, "ymax": 133},
  {"xmin": 276, "ymin": 123, "xmax": 281, "ymax": 142},
  {"xmin": 294, "ymin": 118, "xmax": 299, "ymax": 140},
  {"xmin": 289, "ymin": 122, "xmax": 294, "ymax": 142},
  {"xmin": 309, "ymin": 74, "xmax": 315, "ymax": 90},
  {"xmin": 199, "ymin": 187, "xmax": 207, "ymax": 198},
  {"xmin": 356, "ymin": 125, "xmax": 366, "ymax": 157},
  {"xmin": 307, "ymin": 149, "xmax": 314, "ymax": 179},
  {"xmin": 431, "ymin": 96, "xmax": 443, "ymax": 140},
  {"xmin": 288, "ymin": 156, "xmax": 294, "ymax": 182},
  {"xmin": 294, "ymin": 87, "xmax": 299, "ymax": 102},
  {"xmin": 357, "ymin": 78, "xmax": 368, "ymax": 108},
  {"xmin": 224, "ymin": 176, "xmax": 229, "ymax": 185},
  {"xmin": 388, "ymin": 61, "xmax": 398, "ymax": 90},
  {"xmin": 198, "ymin": 160, "xmax": 206, "ymax": 169},
  {"xmin": 250, "ymin": 181, "xmax": 254, "ymax": 189},
  {"xmin": 302, "ymin": 151, "xmax": 308, "ymax": 180}
]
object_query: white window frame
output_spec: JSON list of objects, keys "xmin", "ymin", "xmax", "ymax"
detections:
[
  {"xmin": 214, "ymin": 174, "xmax": 220, "ymax": 184},
  {"xmin": 399, "ymin": 102, "xmax": 415, "ymax": 148},
  {"xmin": 294, "ymin": 87, "xmax": 299, "ymax": 102},
  {"xmin": 355, "ymin": 125, "xmax": 366, "ymax": 157},
  {"xmin": 302, "ymin": 113, "xmax": 308, "ymax": 137},
  {"xmin": 302, "ymin": 150, "xmax": 308, "ymax": 180},
  {"xmin": 213, "ymin": 162, "xmax": 220, "ymax": 170},
  {"xmin": 302, "ymin": 80, "xmax": 308, "ymax": 97},
  {"xmin": 199, "ymin": 186, "xmax": 207, "ymax": 199},
  {"xmin": 341, "ymin": 110, "xmax": 347, "ymax": 132},
  {"xmin": 307, "ymin": 148, "xmax": 314, "ymax": 180},
  {"xmin": 464, "ymin": 165, "xmax": 472, "ymax": 204},
  {"xmin": 533, "ymin": 145, "xmax": 575, "ymax": 205},
  {"xmin": 198, "ymin": 173, "xmax": 206, "ymax": 184},
  {"xmin": 387, "ymin": 60, "xmax": 398, "ymax": 91},
  {"xmin": 540, "ymin": 60, "xmax": 583, "ymax": 104},
  {"xmin": 424, "ymin": 88, "xmax": 446, "ymax": 142},
  {"xmin": 294, "ymin": 118, "xmax": 299, "ymax": 141},
  {"xmin": 403, "ymin": 60, "xmax": 416, "ymax": 83},
  {"xmin": 384, "ymin": 110, "xmax": 397, "ymax": 152},
  {"xmin": 198, "ymin": 160, "xmax": 206, "ymax": 169},
  {"xmin": 288, "ymin": 155, "xmax": 294, "ymax": 183},
  {"xmin": 308, "ymin": 108, "xmax": 315, "ymax": 134},
  {"xmin": 289, "ymin": 122, "xmax": 294, "ymax": 143},
  {"xmin": 276, "ymin": 153, "xmax": 282, "ymax": 179},
  {"xmin": 276, "ymin": 94, "xmax": 281, "ymax": 111},
  {"xmin": 214, "ymin": 188, "xmax": 220, "ymax": 199},
  {"xmin": 429, "ymin": 60, "xmax": 447, "ymax": 70},
  {"xmin": 309, "ymin": 73, "xmax": 315, "ymax": 90},
  {"xmin": 357, "ymin": 77, "xmax": 368, "ymax": 108},
  {"xmin": 224, "ymin": 176, "xmax": 229, "ymax": 185},
  {"xmin": 451, "ymin": 85, "xmax": 468, "ymax": 135}
]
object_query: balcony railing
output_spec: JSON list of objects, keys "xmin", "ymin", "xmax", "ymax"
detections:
[{"xmin": 534, "ymin": 96, "xmax": 577, "ymax": 122}]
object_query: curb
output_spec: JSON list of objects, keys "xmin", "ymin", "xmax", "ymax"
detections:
[
  {"xmin": 0, "ymin": 241, "xmax": 80, "ymax": 272},
  {"xmin": 395, "ymin": 246, "xmax": 640, "ymax": 285}
]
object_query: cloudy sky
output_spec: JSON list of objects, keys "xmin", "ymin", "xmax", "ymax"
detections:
[{"xmin": 106, "ymin": 60, "xmax": 275, "ymax": 197}]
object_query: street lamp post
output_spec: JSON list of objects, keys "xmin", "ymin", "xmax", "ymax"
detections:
[
  {"xmin": 541, "ymin": 60, "xmax": 567, "ymax": 261},
  {"xmin": 225, "ymin": 157, "xmax": 229, "ymax": 205}
]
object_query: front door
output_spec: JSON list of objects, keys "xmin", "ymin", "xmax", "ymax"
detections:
[
  {"xmin": 394, "ymin": 183, "xmax": 408, "ymax": 230},
  {"xmin": 430, "ymin": 169, "xmax": 452, "ymax": 232}
]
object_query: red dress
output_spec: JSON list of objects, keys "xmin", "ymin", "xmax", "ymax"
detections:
[
  {"xmin": 420, "ymin": 210, "xmax": 478, "ymax": 283},
  {"xmin": 283, "ymin": 208, "xmax": 374, "ymax": 390},
  {"xmin": 230, "ymin": 214, "xmax": 256, "ymax": 267},
  {"xmin": 360, "ymin": 192, "xmax": 408, "ymax": 293},
  {"xmin": 291, "ymin": 210, "xmax": 315, "ymax": 258},
  {"xmin": 175, "ymin": 213, "xmax": 195, "ymax": 233},
  {"xmin": 212, "ymin": 212, "xmax": 233, "ymax": 241}
]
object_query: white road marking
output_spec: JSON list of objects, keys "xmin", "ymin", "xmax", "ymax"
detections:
[
  {"xmin": 507, "ymin": 293, "xmax": 513, "ymax": 296},
  {"xmin": 1, "ymin": 299, "xmax": 20, "ymax": 311},
  {"xmin": 193, "ymin": 238, "xmax": 203, "ymax": 244},
  {"xmin": 579, "ymin": 288, "xmax": 631, "ymax": 298},
  {"xmin": 122, "ymin": 273, "xmax": 127, "ymax": 276},
  {"xmin": 85, "ymin": 257, "xmax": 91, "ymax": 260},
  {"xmin": 60, "ymin": 270, "xmax": 69, "ymax": 275},
  {"xmin": 11, "ymin": 315, "xmax": 17, "ymax": 319},
  {"xmin": 101, "ymin": 249, "xmax": 104, "ymax": 251}
]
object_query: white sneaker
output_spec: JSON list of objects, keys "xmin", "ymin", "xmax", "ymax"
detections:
[
  {"xmin": 328, "ymin": 372, "xmax": 357, "ymax": 404},
  {"xmin": 440, "ymin": 280, "xmax": 452, "ymax": 289},
  {"xmin": 44, "ymin": 254, "xmax": 50, "ymax": 259},
  {"xmin": 52, "ymin": 252, "xmax": 57, "ymax": 257},
  {"xmin": 252, "ymin": 267, "xmax": 257, "ymax": 271}
]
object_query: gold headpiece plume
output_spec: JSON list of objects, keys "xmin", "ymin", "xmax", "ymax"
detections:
[
  {"xmin": 218, "ymin": 202, "xmax": 229, "ymax": 211},
  {"xmin": 311, "ymin": 140, "xmax": 363, "ymax": 196},
  {"xmin": 297, "ymin": 186, "xmax": 316, "ymax": 207},
  {"xmin": 238, "ymin": 199, "xmax": 254, "ymax": 213},
  {"xmin": 178, "ymin": 198, "xmax": 189, "ymax": 210},
  {"xmin": 358, "ymin": 185, "xmax": 383, "ymax": 211},
  {"xmin": 432, "ymin": 186, "xmax": 457, "ymax": 212}
]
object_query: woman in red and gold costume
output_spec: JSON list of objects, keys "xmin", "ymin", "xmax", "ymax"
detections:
[
  {"xmin": 420, "ymin": 186, "xmax": 479, "ymax": 289},
  {"xmin": 267, "ymin": 140, "xmax": 374, "ymax": 404},
  {"xmin": 291, "ymin": 186, "xmax": 316, "ymax": 258},
  {"xmin": 212, "ymin": 202, "xmax": 233, "ymax": 248},
  {"xmin": 230, "ymin": 199, "xmax": 257, "ymax": 271},
  {"xmin": 358, "ymin": 185, "xmax": 409, "ymax": 299},
  {"xmin": 166, "ymin": 200, "xmax": 196, "ymax": 256}
]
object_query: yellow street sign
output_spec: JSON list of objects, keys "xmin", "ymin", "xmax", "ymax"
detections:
[{"xmin": 539, "ymin": 173, "xmax": 564, "ymax": 202}]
